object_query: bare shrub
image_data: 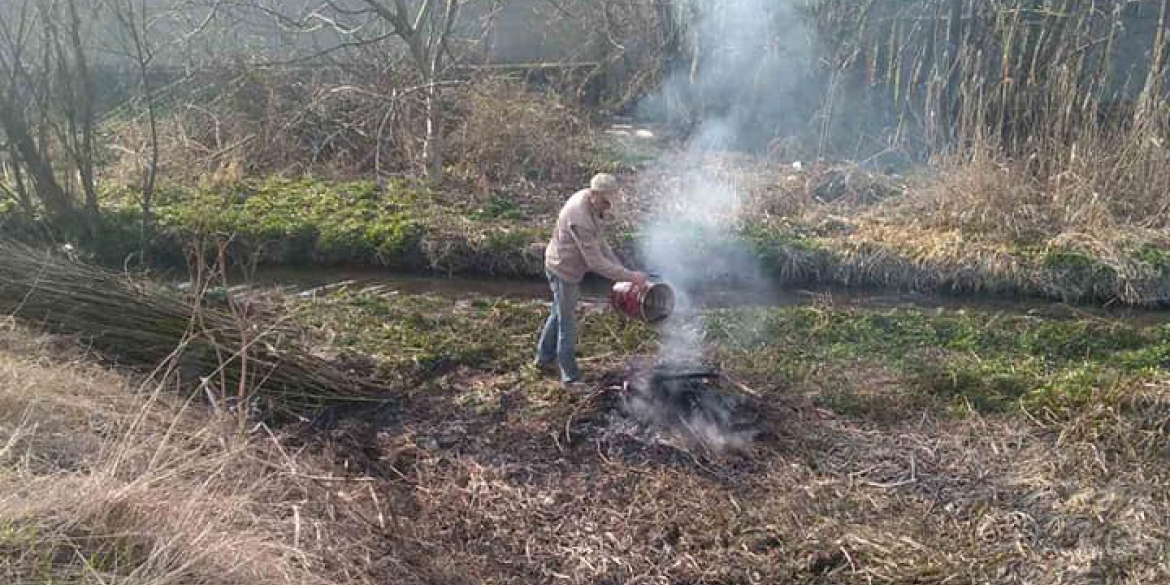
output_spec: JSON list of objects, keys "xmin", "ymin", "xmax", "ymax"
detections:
[
  {"xmin": 448, "ymin": 78, "xmax": 595, "ymax": 193},
  {"xmin": 104, "ymin": 67, "xmax": 600, "ymax": 194},
  {"xmin": 105, "ymin": 64, "xmax": 430, "ymax": 184},
  {"xmin": 904, "ymin": 158, "xmax": 1060, "ymax": 244}
]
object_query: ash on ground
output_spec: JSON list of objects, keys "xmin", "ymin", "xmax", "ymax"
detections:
[{"xmin": 587, "ymin": 360, "xmax": 761, "ymax": 458}]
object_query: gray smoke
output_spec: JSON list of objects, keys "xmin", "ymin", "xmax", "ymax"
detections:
[
  {"xmin": 640, "ymin": 0, "xmax": 819, "ymax": 151},
  {"xmin": 619, "ymin": 370, "xmax": 757, "ymax": 455},
  {"xmin": 638, "ymin": 1, "xmax": 814, "ymax": 365},
  {"xmin": 637, "ymin": 161, "xmax": 763, "ymax": 366}
]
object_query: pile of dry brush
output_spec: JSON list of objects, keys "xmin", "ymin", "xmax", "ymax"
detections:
[{"xmin": 0, "ymin": 240, "xmax": 380, "ymax": 414}]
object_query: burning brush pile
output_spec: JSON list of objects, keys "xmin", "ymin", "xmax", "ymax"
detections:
[{"xmin": 588, "ymin": 357, "xmax": 763, "ymax": 458}]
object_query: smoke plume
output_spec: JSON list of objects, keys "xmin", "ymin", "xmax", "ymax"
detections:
[
  {"xmin": 640, "ymin": 0, "xmax": 818, "ymax": 151},
  {"xmin": 638, "ymin": 0, "xmax": 815, "ymax": 364},
  {"xmin": 620, "ymin": 371, "xmax": 756, "ymax": 455}
]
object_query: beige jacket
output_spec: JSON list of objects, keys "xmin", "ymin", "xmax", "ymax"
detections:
[{"xmin": 545, "ymin": 189, "xmax": 637, "ymax": 284}]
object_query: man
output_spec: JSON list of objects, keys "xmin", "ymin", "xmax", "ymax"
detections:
[{"xmin": 536, "ymin": 173, "xmax": 647, "ymax": 388}]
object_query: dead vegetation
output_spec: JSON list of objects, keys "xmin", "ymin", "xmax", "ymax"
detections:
[
  {"xmin": 0, "ymin": 240, "xmax": 378, "ymax": 414},
  {"xmin": 4, "ymin": 290, "xmax": 1170, "ymax": 584},
  {"xmin": 3, "ymin": 0, "xmax": 1170, "ymax": 581},
  {"xmin": 448, "ymin": 78, "xmax": 596, "ymax": 191},
  {"xmin": 104, "ymin": 65, "xmax": 440, "ymax": 183},
  {"xmin": 615, "ymin": 149, "xmax": 1170, "ymax": 305},
  {"xmin": 0, "ymin": 324, "xmax": 379, "ymax": 585}
]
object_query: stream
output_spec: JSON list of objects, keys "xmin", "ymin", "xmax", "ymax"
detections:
[{"xmin": 219, "ymin": 267, "xmax": 1170, "ymax": 327}]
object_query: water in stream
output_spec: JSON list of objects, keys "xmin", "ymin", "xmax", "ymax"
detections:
[{"xmin": 223, "ymin": 267, "xmax": 1170, "ymax": 326}]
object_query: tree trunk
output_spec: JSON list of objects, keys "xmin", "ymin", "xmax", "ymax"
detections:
[
  {"xmin": 0, "ymin": 100, "xmax": 77, "ymax": 230},
  {"xmin": 141, "ymin": 77, "xmax": 160, "ymax": 251},
  {"xmin": 1137, "ymin": 0, "xmax": 1170, "ymax": 123},
  {"xmin": 421, "ymin": 0, "xmax": 460, "ymax": 182},
  {"xmin": 8, "ymin": 152, "xmax": 34, "ymax": 214},
  {"xmin": 64, "ymin": 0, "xmax": 98, "ymax": 219},
  {"xmin": 134, "ymin": 28, "xmax": 160, "ymax": 254},
  {"xmin": 423, "ymin": 78, "xmax": 443, "ymax": 181}
]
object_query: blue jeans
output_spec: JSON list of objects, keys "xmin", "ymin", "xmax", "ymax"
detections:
[{"xmin": 535, "ymin": 271, "xmax": 580, "ymax": 383}]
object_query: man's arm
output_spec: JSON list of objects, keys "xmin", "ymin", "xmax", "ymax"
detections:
[
  {"xmin": 569, "ymin": 223, "xmax": 638, "ymax": 282},
  {"xmin": 600, "ymin": 238, "xmax": 623, "ymax": 266}
]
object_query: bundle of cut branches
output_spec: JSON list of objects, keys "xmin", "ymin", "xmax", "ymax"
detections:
[{"xmin": 0, "ymin": 240, "xmax": 381, "ymax": 414}]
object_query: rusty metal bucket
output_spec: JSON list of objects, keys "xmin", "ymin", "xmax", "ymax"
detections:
[{"xmin": 611, "ymin": 281, "xmax": 675, "ymax": 323}]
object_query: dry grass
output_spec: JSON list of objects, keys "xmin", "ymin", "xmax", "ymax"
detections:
[
  {"xmin": 0, "ymin": 324, "xmax": 386, "ymax": 585},
  {"xmin": 105, "ymin": 65, "xmax": 418, "ymax": 183},
  {"xmin": 841, "ymin": 147, "xmax": 1170, "ymax": 303},
  {"xmin": 894, "ymin": 151, "xmax": 1170, "ymax": 249},
  {"xmin": 806, "ymin": 0, "xmax": 1170, "ymax": 283},
  {"xmin": 448, "ymin": 78, "xmax": 595, "ymax": 195},
  {"xmin": 5, "ymin": 288, "xmax": 1170, "ymax": 584},
  {"xmin": 103, "ymin": 69, "xmax": 601, "ymax": 194},
  {"xmin": 333, "ymin": 350, "xmax": 1170, "ymax": 584},
  {"xmin": 610, "ymin": 148, "xmax": 1170, "ymax": 304}
]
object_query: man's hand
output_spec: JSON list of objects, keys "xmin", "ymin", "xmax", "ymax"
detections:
[{"xmin": 631, "ymin": 271, "xmax": 648, "ymax": 286}]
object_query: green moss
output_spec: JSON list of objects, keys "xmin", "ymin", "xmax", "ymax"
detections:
[
  {"xmin": 706, "ymin": 303, "xmax": 1163, "ymax": 416},
  {"xmin": 295, "ymin": 290, "xmax": 654, "ymax": 382},
  {"xmin": 1113, "ymin": 324, "xmax": 1170, "ymax": 371},
  {"xmin": 149, "ymin": 178, "xmax": 424, "ymax": 267},
  {"xmin": 907, "ymin": 354, "xmax": 1043, "ymax": 412},
  {"xmin": 1131, "ymin": 244, "xmax": 1170, "ymax": 271},
  {"xmin": 77, "ymin": 172, "xmax": 1170, "ymax": 307},
  {"xmin": 1042, "ymin": 248, "xmax": 1117, "ymax": 295},
  {"xmin": 737, "ymin": 222, "xmax": 837, "ymax": 282},
  {"xmin": 1042, "ymin": 248, "xmax": 1096, "ymax": 271},
  {"xmin": 720, "ymin": 306, "xmax": 1150, "ymax": 365},
  {"xmin": 483, "ymin": 226, "xmax": 543, "ymax": 254},
  {"xmin": 1017, "ymin": 320, "xmax": 1146, "ymax": 361},
  {"xmin": 288, "ymin": 283, "xmax": 1170, "ymax": 423},
  {"xmin": 468, "ymin": 195, "xmax": 523, "ymax": 221},
  {"xmin": 1023, "ymin": 364, "xmax": 1124, "ymax": 416}
]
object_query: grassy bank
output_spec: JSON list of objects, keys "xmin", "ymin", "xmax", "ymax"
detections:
[
  {"xmin": 7, "ymin": 285, "xmax": 1167, "ymax": 583},
  {"xmin": 80, "ymin": 165, "xmax": 1170, "ymax": 307},
  {"xmin": 294, "ymin": 287, "xmax": 1170, "ymax": 422},
  {"xmin": 94, "ymin": 178, "xmax": 548, "ymax": 276}
]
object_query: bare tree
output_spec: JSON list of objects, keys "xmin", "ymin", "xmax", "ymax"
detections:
[
  {"xmin": 0, "ymin": 140, "xmax": 35, "ymax": 215},
  {"xmin": 39, "ymin": 0, "xmax": 100, "ymax": 217},
  {"xmin": 0, "ymin": 0, "xmax": 100, "ymax": 237},
  {"xmin": 103, "ymin": 0, "xmax": 163, "ymax": 251},
  {"xmin": 0, "ymin": 0, "xmax": 75, "ymax": 231},
  {"xmin": 250, "ymin": 0, "xmax": 467, "ymax": 180}
]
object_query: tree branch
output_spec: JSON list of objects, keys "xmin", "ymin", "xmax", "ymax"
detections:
[
  {"xmin": 260, "ymin": 31, "xmax": 400, "ymax": 66},
  {"xmin": 358, "ymin": 0, "xmax": 409, "ymax": 32},
  {"xmin": 412, "ymin": 0, "xmax": 438, "ymax": 33}
]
